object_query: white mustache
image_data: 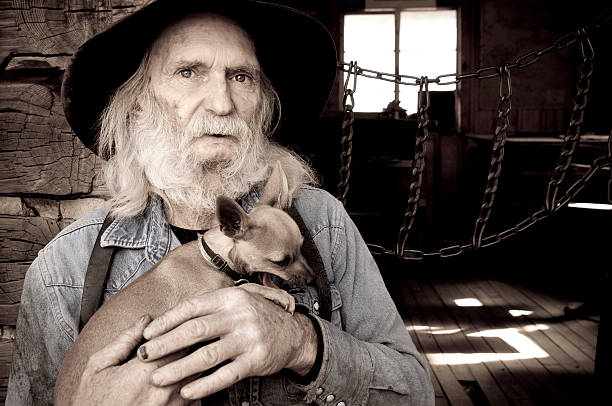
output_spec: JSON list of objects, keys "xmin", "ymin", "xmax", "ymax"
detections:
[{"xmin": 183, "ymin": 113, "xmax": 251, "ymax": 143}]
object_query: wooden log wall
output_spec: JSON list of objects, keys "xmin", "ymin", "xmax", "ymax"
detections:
[{"xmin": 0, "ymin": 1, "xmax": 150, "ymax": 399}]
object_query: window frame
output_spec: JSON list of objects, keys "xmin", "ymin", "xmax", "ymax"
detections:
[{"xmin": 341, "ymin": 7, "xmax": 459, "ymax": 115}]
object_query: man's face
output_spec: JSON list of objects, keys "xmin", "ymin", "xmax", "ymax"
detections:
[{"xmin": 148, "ymin": 13, "xmax": 262, "ymax": 164}]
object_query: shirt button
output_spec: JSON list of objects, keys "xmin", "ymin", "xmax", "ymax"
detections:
[
  {"xmin": 315, "ymin": 387, "xmax": 324, "ymax": 395},
  {"xmin": 337, "ymin": 402, "xmax": 346, "ymax": 406},
  {"xmin": 313, "ymin": 300, "xmax": 320, "ymax": 312},
  {"xmin": 325, "ymin": 394, "xmax": 335, "ymax": 402}
]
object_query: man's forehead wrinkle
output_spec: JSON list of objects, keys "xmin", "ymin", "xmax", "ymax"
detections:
[
  {"xmin": 159, "ymin": 12, "xmax": 257, "ymax": 51},
  {"xmin": 150, "ymin": 26, "xmax": 180, "ymax": 75},
  {"xmin": 151, "ymin": 17, "xmax": 260, "ymax": 76},
  {"xmin": 181, "ymin": 12, "xmax": 255, "ymax": 43},
  {"xmin": 170, "ymin": 59, "xmax": 208, "ymax": 71}
]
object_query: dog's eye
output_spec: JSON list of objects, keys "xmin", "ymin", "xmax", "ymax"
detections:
[{"xmin": 272, "ymin": 256, "xmax": 291, "ymax": 268}]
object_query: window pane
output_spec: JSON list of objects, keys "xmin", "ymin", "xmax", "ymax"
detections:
[
  {"xmin": 399, "ymin": 10, "xmax": 457, "ymax": 115},
  {"xmin": 344, "ymin": 14, "xmax": 395, "ymax": 112}
]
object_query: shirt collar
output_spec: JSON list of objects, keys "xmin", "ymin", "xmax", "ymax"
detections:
[
  {"xmin": 99, "ymin": 195, "xmax": 171, "ymax": 263},
  {"xmin": 98, "ymin": 184, "xmax": 264, "ymax": 264}
]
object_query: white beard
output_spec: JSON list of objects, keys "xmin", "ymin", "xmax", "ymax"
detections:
[{"xmin": 130, "ymin": 96, "xmax": 270, "ymax": 216}]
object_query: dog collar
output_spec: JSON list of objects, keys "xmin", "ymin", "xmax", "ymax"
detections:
[{"xmin": 197, "ymin": 233, "xmax": 251, "ymax": 284}]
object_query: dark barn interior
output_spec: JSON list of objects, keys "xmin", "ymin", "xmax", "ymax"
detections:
[{"xmin": 0, "ymin": 1, "xmax": 610, "ymax": 405}]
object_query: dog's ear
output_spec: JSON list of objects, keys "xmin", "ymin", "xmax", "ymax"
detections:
[
  {"xmin": 216, "ymin": 196, "xmax": 249, "ymax": 239},
  {"xmin": 258, "ymin": 161, "xmax": 290, "ymax": 208}
]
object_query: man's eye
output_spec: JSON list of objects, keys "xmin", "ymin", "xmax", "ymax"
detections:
[
  {"xmin": 179, "ymin": 69, "xmax": 193, "ymax": 78},
  {"xmin": 234, "ymin": 73, "xmax": 250, "ymax": 83}
]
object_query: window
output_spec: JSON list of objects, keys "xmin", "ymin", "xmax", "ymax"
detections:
[{"xmin": 343, "ymin": 9, "xmax": 457, "ymax": 114}]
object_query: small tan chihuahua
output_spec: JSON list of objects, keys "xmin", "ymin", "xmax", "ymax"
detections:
[{"xmin": 54, "ymin": 162, "xmax": 314, "ymax": 405}]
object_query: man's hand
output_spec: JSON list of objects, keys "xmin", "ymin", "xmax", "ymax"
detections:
[
  {"xmin": 70, "ymin": 315, "xmax": 194, "ymax": 406},
  {"xmin": 137, "ymin": 287, "xmax": 318, "ymax": 400}
]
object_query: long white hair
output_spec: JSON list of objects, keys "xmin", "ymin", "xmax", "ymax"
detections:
[{"xmin": 97, "ymin": 49, "xmax": 317, "ymax": 218}]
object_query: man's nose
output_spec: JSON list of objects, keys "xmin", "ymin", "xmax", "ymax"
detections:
[{"xmin": 203, "ymin": 75, "xmax": 234, "ymax": 116}]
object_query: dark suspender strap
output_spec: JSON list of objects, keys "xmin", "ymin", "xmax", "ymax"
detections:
[
  {"xmin": 79, "ymin": 214, "xmax": 117, "ymax": 330},
  {"xmin": 287, "ymin": 204, "xmax": 332, "ymax": 322}
]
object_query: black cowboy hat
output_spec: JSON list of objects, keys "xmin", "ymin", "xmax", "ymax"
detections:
[{"xmin": 61, "ymin": 0, "xmax": 337, "ymax": 157}]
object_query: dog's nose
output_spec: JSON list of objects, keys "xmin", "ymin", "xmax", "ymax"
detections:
[{"xmin": 295, "ymin": 255, "xmax": 314, "ymax": 285}]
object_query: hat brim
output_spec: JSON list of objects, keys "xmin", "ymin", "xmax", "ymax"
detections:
[{"xmin": 61, "ymin": 0, "xmax": 337, "ymax": 156}]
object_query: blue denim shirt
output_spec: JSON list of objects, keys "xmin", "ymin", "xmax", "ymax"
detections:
[{"xmin": 7, "ymin": 186, "xmax": 434, "ymax": 406}]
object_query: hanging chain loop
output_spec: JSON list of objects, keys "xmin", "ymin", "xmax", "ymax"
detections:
[
  {"xmin": 554, "ymin": 155, "xmax": 609, "ymax": 209},
  {"xmin": 552, "ymin": 131, "xmax": 611, "ymax": 209},
  {"xmin": 336, "ymin": 7, "xmax": 611, "ymax": 87},
  {"xmin": 545, "ymin": 32, "xmax": 594, "ymax": 211},
  {"xmin": 396, "ymin": 77, "xmax": 430, "ymax": 256},
  {"xmin": 336, "ymin": 8, "xmax": 612, "ymax": 262},
  {"xmin": 472, "ymin": 65, "xmax": 512, "ymax": 250},
  {"xmin": 367, "ymin": 149, "xmax": 609, "ymax": 262},
  {"xmin": 337, "ymin": 61, "xmax": 358, "ymax": 205}
]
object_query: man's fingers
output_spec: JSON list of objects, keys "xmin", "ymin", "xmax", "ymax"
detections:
[
  {"xmin": 150, "ymin": 335, "xmax": 242, "ymax": 386},
  {"xmin": 179, "ymin": 356, "xmax": 250, "ymax": 400},
  {"xmin": 88, "ymin": 315, "xmax": 151, "ymax": 371},
  {"xmin": 143, "ymin": 288, "xmax": 247, "ymax": 339},
  {"xmin": 144, "ymin": 295, "xmax": 216, "ymax": 339},
  {"xmin": 139, "ymin": 312, "xmax": 235, "ymax": 362}
]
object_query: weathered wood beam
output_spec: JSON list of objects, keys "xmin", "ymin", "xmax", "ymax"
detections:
[
  {"xmin": 0, "ymin": 337, "xmax": 13, "ymax": 390},
  {"xmin": 0, "ymin": 215, "xmax": 63, "ymax": 325},
  {"xmin": 0, "ymin": 215, "xmax": 62, "ymax": 263},
  {"xmin": 0, "ymin": 1, "xmax": 148, "ymax": 64},
  {"xmin": 0, "ymin": 74, "xmax": 107, "ymax": 196}
]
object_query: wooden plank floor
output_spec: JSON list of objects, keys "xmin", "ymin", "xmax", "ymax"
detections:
[{"xmin": 393, "ymin": 271, "xmax": 600, "ymax": 406}]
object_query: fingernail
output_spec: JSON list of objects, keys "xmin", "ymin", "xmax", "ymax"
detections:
[
  {"xmin": 138, "ymin": 345, "xmax": 148, "ymax": 360},
  {"xmin": 138, "ymin": 315, "xmax": 148, "ymax": 325},
  {"xmin": 143, "ymin": 325, "xmax": 153, "ymax": 339},
  {"xmin": 181, "ymin": 387, "xmax": 192, "ymax": 399},
  {"xmin": 151, "ymin": 371, "xmax": 163, "ymax": 386}
]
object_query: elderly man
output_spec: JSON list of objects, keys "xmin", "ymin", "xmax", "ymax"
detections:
[{"xmin": 7, "ymin": 1, "xmax": 434, "ymax": 405}]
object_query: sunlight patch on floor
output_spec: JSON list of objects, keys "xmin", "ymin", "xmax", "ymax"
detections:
[
  {"xmin": 407, "ymin": 324, "xmax": 550, "ymax": 365},
  {"xmin": 509, "ymin": 309, "xmax": 533, "ymax": 317},
  {"xmin": 454, "ymin": 298, "xmax": 483, "ymax": 307}
]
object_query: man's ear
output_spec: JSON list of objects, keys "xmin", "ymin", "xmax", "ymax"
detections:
[
  {"xmin": 258, "ymin": 161, "xmax": 290, "ymax": 208},
  {"xmin": 216, "ymin": 196, "xmax": 249, "ymax": 239}
]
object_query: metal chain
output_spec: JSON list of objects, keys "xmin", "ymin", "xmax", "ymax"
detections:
[
  {"xmin": 545, "ymin": 33, "xmax": 594, "ymax": 211},
  {"xmin": 472, "ymin": 66, "xmax": 512, "ymax": 250},
  {"xmin": 396, "ymin": 77, "xmax": 430, "ymax": 256},
  {"xmin": 367, "ymin": 148, "xmax": 611, "ymax": 261},
  {"xmin": 554, "ymin": 155, "xmax": 610, "ymax": 209},
  {"xmin": 337, "ymin": 61, "xmax": 357, "ymax": 205},
  {"xmin": 552, "ymin": 131, "xmax": 611, "ymax": 209},
  {"xmin": 337, "ymin": 7, "xmax": 611, "ymax": 87},
  {"xmin": 340, "ymin": 8, "xmax": 612, "ymax": 261}
]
